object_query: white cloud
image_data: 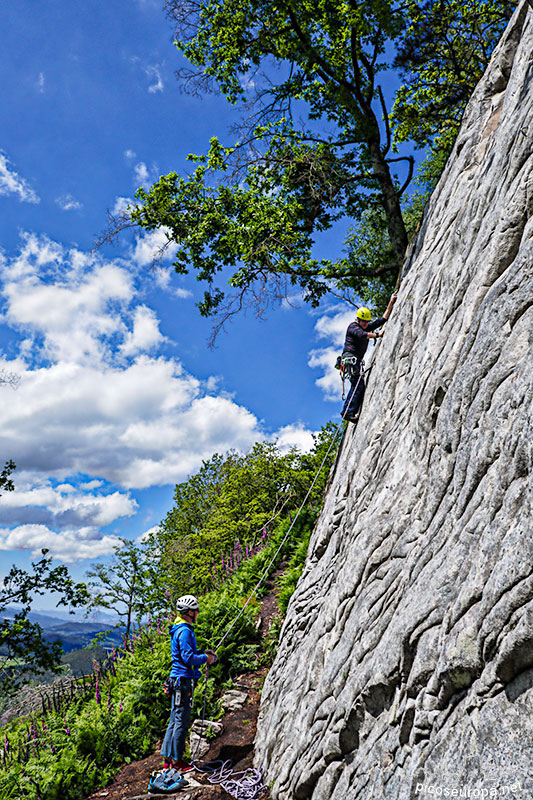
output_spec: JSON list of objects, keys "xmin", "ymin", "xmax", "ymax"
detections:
[
  {"xmin": 112, "ymin": 195, "xmax": 132, "ymax": 215},
  {"xmin": 0, "ymin": 525, "xmax": 122, "ymax": 563},
  {"xmin": 0, "ymin": 151, "xmax": 40, "ymax": 204},
  {"xmin": 134, "ymin": 162, "xmax": 150, "ymax": 185},
  {"xmin": 80, "ymin": 479, "xmax": 104, "ymax": 490},
  {"xmin": 136, "ymin": 525, "xmax": 159, "ymax": 543},
  {"xmin": 273, "ymin": 424, "xmax": 315, "ymax": 453},
  {"xmin": 1, "ymin": 233, "xmax": 133, "ymax": 365},
  {"xmin": 37, "ymin": 72, "xmax": 45, "ymax": 93},
  {"xmin": 120, "ymin": 304, "xmax": 165, "ymax": 356},
  {"xmin": 0, "ymin": 232, "xmax": 317, "ymax": 562},
  {"xmin": 308, "ymin": 346, "xmax": 341, "ymax": 402},
  {"xmin": 133, "ymin": 161, "xmax": 161, "ymax": 189},
  {"xmin": 145, "ymin": 65, "xmax": 164, "ymax": 94},
  {"xmin": 309, "ymin": 306, "xmax": 357, "ymax": 401},
  {"xmin": 124, "ymin": 150, "xmax": 136, "ymax": 161},
  {"xmin": 175, "ymin": 287, "xmax": 192, "ymax": 299},
  {"xmin": 0, "ymin": 478, "xmax": 137, "ymax": 530},
  {"xmin": 130, "ymin": 228, "xmax": 178, "ymax": 269},
  {"xmin": 314, "ymin": 306, "xmax": 356, "ymax": 347},
  {"xmin": 281, "ymin": 292, "xmax": 304, "ymax": 310},
  {"xmin": 0, "ymin": 233, "xmax": 265, "ymax": 491},
  {"xmin": 56, "ymin": 193, "xmax": 83, "ymax": 211}
]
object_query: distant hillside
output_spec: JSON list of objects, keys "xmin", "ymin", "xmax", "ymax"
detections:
[{"xmin": 1, "ymin": 606, "xmax": 124, "ymax": 654}]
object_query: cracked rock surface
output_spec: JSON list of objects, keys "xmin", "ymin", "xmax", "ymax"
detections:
[{"xmin": 255, "ymin": 4, "xmax": 533, "ymax": 798}]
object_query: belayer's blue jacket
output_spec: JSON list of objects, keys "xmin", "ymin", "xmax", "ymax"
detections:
[{"xmin": 168, "ymin": 617, "xmax": 207, "ymax": 680}]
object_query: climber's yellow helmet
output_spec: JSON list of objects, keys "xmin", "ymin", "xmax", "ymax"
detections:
[{"xmin": 356, "ymin": 307, "xmax": 372, "ymax": 321}]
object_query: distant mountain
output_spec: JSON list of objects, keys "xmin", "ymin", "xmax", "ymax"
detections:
[
  {"xmin": 2, "ymin": 606, "xmax": 119, "ymax": 627},
  {"xmin": 1, "ymin": 607, "xmax": 124, "ymax": 653}
]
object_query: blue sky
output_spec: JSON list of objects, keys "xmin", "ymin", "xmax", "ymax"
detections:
[{"xmin": 0, "ymin": 0, "xmax": 368, "ymax": 601}]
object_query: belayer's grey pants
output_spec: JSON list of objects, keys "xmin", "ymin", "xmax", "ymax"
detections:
[{"xmin": 161, "ymin": 678, "xmax": 194, "ymax": 762}]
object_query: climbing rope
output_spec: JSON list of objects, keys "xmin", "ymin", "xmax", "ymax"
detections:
[
  {"xmin": 213, "ymin": 420, "xmax": 343, "ymax": 653},
  {"xmin": 189, "ymin": 421, "xmax": 345, "ymax": 797},
  {"xmin": 189, "ymin": 315, "xmax": 387, "ymax": 794},
  {"xmin": 195, "ymin": 759, "xmax": 266, "ymax": 799}
]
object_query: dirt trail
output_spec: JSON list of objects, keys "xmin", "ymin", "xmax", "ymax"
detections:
[{"xmin": 85, "ymin": 577, "xmax": 282, "ymax": 800}]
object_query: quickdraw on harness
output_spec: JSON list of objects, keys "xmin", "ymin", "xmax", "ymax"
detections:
[{"xmin": 339, "ymin": 355, "xmax": 363, "ymax": 400}]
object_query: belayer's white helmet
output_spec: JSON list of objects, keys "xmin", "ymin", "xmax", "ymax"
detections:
[{"xmin": 176, "ymin": 594, "xmax": 200, "ymax": 612}]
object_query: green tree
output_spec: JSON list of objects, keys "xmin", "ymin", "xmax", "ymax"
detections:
[
  {"xmin": 153, "ymin": 426, "xmax": 337, "ymax": 596},
  {"xmin": 0, "ymin": 550, "xmax": 89, "ymax": 684},
  {"xmin": 86, "ymin": 539, "xmax": 167, "ymax": 640},
  {"xmin": 105, "ymin": 0, "xmax": 511, "ymax": 331},
  {"xmin": 155, "ymin": 442, "xmax": 298, "ymax": 593},
  {"xmin": 391, "ymin": 0, "xmax": 515, "ymax": 151}
]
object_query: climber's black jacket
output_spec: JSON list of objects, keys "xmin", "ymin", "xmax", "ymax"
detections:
[{"xmin": 342, "ymin": 317, "xmax": 387, "ymax": 361}]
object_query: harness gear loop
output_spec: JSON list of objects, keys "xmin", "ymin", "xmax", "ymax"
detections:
[{"xmin": 340, "ymin": 356, "xmax": 364, "ymax": 405}]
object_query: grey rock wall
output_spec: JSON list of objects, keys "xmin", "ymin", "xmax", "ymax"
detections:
[{"xmin": 255, "ymin": 4, "xmax": 533, "ymax": 798}]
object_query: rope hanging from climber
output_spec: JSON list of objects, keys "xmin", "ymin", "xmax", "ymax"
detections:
[{"xmin": 150, "ymin": 291, "xmax": 400, "ymax": 797}]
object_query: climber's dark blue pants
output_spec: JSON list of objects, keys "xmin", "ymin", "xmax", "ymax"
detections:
[
  {"xmin": 161, "ymin": 678, "xmax": 193, "ymax": 762},
  {"xmin": 341, "ymin": 368, "xmax": 366, "ymax": 419}
]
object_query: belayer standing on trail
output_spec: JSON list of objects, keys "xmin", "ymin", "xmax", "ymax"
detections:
[
  {"xmin": 160, "ymin": 594, "xmax": 217, "ymax": 774},
  {"xmin": 340, "ymin": 293, "xmax": 398, "ymax": 423}
]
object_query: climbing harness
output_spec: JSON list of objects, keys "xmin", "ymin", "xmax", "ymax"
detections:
[{"xmin": 340, "ymin": 355, "xmax": 363, "ymax": 401}]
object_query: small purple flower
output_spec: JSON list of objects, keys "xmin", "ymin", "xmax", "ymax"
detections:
[
  {"xmin": 95, "ymin": 679, "xmax": 101, "ymax": 705},
  {"xmin": 119, "ymin": 700, "xmax": 123, "ymax": 713}
]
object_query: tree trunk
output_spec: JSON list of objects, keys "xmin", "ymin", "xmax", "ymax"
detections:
[{"xmin": 367, "ymin": 140, "xmax": 408, "ymax": 266}]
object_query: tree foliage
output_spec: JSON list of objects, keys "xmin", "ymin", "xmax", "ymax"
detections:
[
  {"xmin": 392, "ymin": 0, "xmax": 515, "ymax": 150},
  {"xmin": 153, "ymin": 426, "xmax": 337, "ymax": 595},
  {"xmin": 0, "ymin": 551, "xmax": 89, "ymax": 685},
  {"xmin": 0, "ymin": 460, "xmax": 15, "ymax": 496},
  {"xmin": 105, "ymin": 0, "xmax": 513, "ymax": 332}
]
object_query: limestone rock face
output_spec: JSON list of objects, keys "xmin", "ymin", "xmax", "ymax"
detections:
[{"xmin": 255, "ymin": 4, "xmax": 533, "ymax": 798}]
